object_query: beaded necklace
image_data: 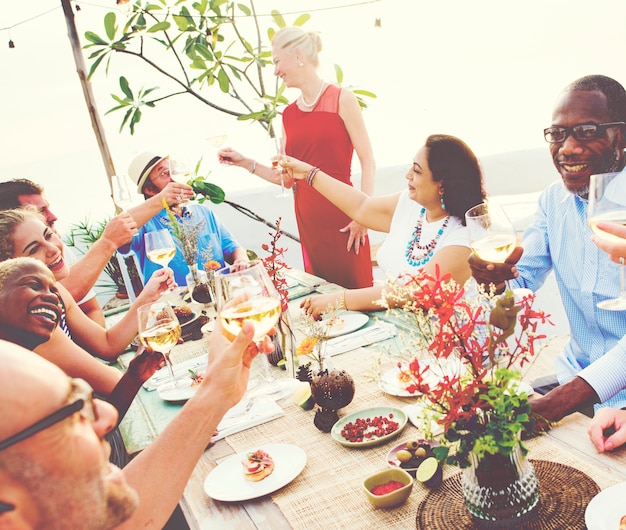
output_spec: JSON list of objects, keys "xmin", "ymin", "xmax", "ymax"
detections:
[
  {"xmin": 300, "ymin": 80, "xmax": 326, "ymax": 109},
  {"xmin": 405, "ymin": 208, "xmax": 450, "ymax": 267}
]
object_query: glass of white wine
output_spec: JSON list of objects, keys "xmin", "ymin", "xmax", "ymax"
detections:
[
  {"xmin": 145, "ymin": 230, "xmax": 176, "ymax": 270},
  {"xmin": 214, "ymin": 260, "xmax": 296, "ymax": 400},
  {"xmin": 465, "ymin": 201, "xmax": 528, "ymax": 299},
  {"xmin": 466, "ymin": 202, "xmax": 518, "ymax": 264},
  {"xmin": 588, "ymin": 171, "xmax": 626, "ymax": 310},
  {"xmin": 137, "ymin": 301, "xmax": 182, "ymax": 386}
]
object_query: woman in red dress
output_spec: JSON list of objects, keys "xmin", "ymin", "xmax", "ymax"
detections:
[{"xmin": 219, "ymin": 27, "xmax": 375, "ymax": 289}]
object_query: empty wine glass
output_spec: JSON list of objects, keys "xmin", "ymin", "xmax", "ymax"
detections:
[
  {"xmin": 111, "ymin": 174, "xmax": 135, "ymax": 212},
  {"xmin": 272, "ymin": 134, "xmax": 289, "ymax": 198},
  {"xmin": 137, "ymin": 301, "xmax": 182, "ymax": 387},
  {"xmin": 588, "ymin": 171, "xmax": 626, "ymax": 310},
  {"xmin": 214, "ymin": 260, "xmax": 297, "ymax": 400}
]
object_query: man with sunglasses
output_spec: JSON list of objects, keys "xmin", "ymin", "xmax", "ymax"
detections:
[
  {"xmin": 469, "ymin": 74, "xmax": 626, "ymax": 430},
  {"xmin": 0, "ymin": 312, "xmax": 271, "ymax": 529}
]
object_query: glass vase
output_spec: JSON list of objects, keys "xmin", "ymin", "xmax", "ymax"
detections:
[
  {"xmin": 461, "ymin": 443, "xmax": 539, "ymax": 525},
  {"xmin": 186, "ymin": 265, "xmax": 214, "ymax": 306},
  {"xmin": 274, "ymin": 309, "xmax": 298, "ymax": 378}
]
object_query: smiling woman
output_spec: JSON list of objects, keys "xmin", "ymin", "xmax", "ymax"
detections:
[{"xmin": 0, "ymin": 257, "xmax": 61, "ymax": 350}]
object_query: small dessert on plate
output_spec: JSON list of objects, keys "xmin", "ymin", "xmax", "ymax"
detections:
[
  {"xmin": 242, "ymin": 449, "xmax": 274, "ymax": 482},
  {"xmin": 326, "ymin": 315, "xmax": 344, "ymax": 330},
  {"xmin": 173, "ymin": 305, "xmax": 194, "ymax": 324}
]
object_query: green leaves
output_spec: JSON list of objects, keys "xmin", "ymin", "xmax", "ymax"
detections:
[
  {"xmin": 83, "ymin": 1, "xmax": 376, "ymax": 135},
  {"xmin": 106, "ymin": 76, "xmax": 158, "ymax": 135}
]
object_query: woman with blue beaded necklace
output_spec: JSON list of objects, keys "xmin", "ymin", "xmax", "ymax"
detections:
[{"xmin": 280, "ymin": 134, "xmax": 486, "ymax": 319}]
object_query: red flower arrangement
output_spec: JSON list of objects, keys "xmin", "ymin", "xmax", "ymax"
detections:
[{"xmin": 380, "ymin": 267, "xmax": 553, "ymax": 467}]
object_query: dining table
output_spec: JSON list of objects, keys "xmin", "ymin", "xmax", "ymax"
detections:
[{"xmin": 114, "ymin": 269, "xmax": 626, "ymax": 530}]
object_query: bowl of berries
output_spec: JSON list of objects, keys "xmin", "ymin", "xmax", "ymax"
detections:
[
  {"xmin": 363, "ymin": 467, "xmax": 414, "ymax": 509},
  {"xmin": 331, "ymin": 406, "xmax": 407, "ymax": 448}
]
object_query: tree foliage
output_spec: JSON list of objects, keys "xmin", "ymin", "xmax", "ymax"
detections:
[{"xmin": 84, "ymin": 0, "xmax": 376, "ymax": 135}]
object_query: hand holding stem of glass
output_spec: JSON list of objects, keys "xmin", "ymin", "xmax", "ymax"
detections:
[
  {"xmin": 588, "ymin": 171, "xmax": 626, "ymax": 310},
  {"xmin": 138, "ymin": 302, "xmax": 182, "ymax": 386}
]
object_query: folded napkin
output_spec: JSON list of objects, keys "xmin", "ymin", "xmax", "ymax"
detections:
[
  {"xmin": 143, "ymin": 355, "xmax": 206, "ymax": 391},
  {"xmin": 211, "ymin": 397, "xmax": 284, "ymax": 442},
  {"xmin": 324, "ymin": 322, "xmax": 397, "ymax": 357}
]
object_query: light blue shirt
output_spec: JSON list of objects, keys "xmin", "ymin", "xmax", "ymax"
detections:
[
  {"xmin": 513, "ymin": 180, "xmax": 626, "ymax": 410},
  {"xmin": 127, "ymin": 202, "xmax": 241, "ymax": 286}
]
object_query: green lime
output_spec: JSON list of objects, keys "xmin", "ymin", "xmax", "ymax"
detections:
[{"xmin": 415, "ymin": 457, "xmax": 439, "ymax": 484}]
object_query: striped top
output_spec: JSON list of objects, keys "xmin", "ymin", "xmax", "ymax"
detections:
[{"xmin": 513, "ymin": 179, "xmax": 626, "ymax": 410}]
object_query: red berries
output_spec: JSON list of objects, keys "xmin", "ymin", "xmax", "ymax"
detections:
[
  {"xmin": 371, "ymin": 480, "xmax": 405, "ymax": 496},
  {"xmin": 340, "ymin": 414, "xmax": 399, "ymax": 443}
]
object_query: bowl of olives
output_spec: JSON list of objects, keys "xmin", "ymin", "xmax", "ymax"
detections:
[{"xmin": 386, "ymin": 439, "xmax": 442, "ymax": 487}]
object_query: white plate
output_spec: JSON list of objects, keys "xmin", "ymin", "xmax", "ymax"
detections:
[
  {"xmin": 203, "ymin": 443, "xmax": 306, "ymax": 501},
  {"xmin": 378, "ymin": 367, "xmax": 416, "ymax": 397},
  {"xmin": 585, "ymin": 481, "xmax": 626, "ymax": 530},
  {"xmin": 320, "ymin": 311, "xmax": 369, "ymax": 338},
  {"xmin": 157, "ymin": 379, "xmax": 199, "ymax": 402},
  {"xmin": 402, "ymin": 403, "xmax": 444, "ymax": 436}
]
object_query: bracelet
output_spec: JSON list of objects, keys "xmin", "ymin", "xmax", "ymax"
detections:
[
  {"xmin": 338, "ymin": 290, "xmax": 347, "ymax": 310},
  {"xmin": 250, "ymin": 160, "xmax": 257, "ymax": 174},
  {"xmin": 306, "ymin": 166, "xmax": 320, "ymax": 186}
]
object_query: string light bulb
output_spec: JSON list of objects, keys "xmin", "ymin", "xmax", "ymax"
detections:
[
  {"xmin": 8, "ymin": 39, "xmax": 15, "ymax": 49},
  {"xmin": 374, "ymin": 17, "xmax": 382, "ymax": 28},
  {"xmin": 117, "ymin": 0, "xmax": 130, "ymax": 4},
  {"xmin": 75, "ymin": 4, "xmax": 81, "ymax": 11}
]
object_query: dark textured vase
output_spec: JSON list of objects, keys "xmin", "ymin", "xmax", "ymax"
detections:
[{"xmin": 461, "ymin": 443, "xmax": 539, "ymax": 526}]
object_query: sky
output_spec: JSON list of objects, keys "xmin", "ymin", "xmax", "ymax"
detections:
[{"xmin": 2, "ymin": 0, "xmax": 626, "ymax": 233}]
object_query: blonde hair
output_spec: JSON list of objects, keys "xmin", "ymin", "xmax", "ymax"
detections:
[
  {"xmin": 272, "ymin": 27, "xmax": 322, "ymax": 68},
  {"xmin": 0, "ymin": 207, "xmax": 45, "ymax": 262},
  {"xmin": 0, "ymin": 257, "xmax": 49, "ymax": 292}
]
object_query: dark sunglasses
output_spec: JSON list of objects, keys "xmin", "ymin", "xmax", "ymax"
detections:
[
  {"xmin": 543, "ymin": 122, "xmax": 625, "ymax": 143},
  {"xmin": 0, "ymin": 378, "xmax": 96, "ymax": 451}
]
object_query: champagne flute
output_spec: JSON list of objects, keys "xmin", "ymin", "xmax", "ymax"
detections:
[
  {"xmin": 272, "ymin": 134, "xmax": 289, "ymax": 198},
  {"xmin": 214, "ymin": 260, "xmax": 296, "ymax": 400},
  {"xmin": 588, "ymin": 171, "xmax": 626, "ymax": 310},
  {"xmin": 137, "ymin": 301, "xmax": 182, "ymax": 387}
]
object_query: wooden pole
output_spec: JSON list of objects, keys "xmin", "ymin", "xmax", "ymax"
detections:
[{"xmin": 60, "ymin": 0, "xmax": 116, "ymax": 200}]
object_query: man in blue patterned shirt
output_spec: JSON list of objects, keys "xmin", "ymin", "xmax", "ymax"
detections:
[{"xmin": 470, "ymin": 74, "xmax": 626, "ymax": 428}]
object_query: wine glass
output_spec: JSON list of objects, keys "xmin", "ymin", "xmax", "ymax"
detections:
[
  {"xmin": 272, "ymin": 134, "xmax": 289, "ymax": 198},
  {"xmin": 214, "ymin": 260, "xmax": 297, "ymax": 400},
  {"xmin": 588, "ymin": 171, "xmax": 626, "ymax": 310},
  {"xmin": 168, "ymin": 156, "xmax": 193, "ymax": 184},
  {"xmin": 465, "ymin": 202, "xmax": 524, "ymax": 296},
  {"xmin": 111, "ymin": 174, "xmax": 135, "ymax": 212},
  {"xmin": 466, "ymin": 203, "xmax": 518, "ymax": 263},
  {"xmin": 145, "ymin": 229, "xmax": 176, "ymax": 270},
  {"xmin": 137, "ymin": 301, "xmax": 182, "ymax": 387}
]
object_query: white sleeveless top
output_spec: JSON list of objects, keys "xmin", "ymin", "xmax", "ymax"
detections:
[{"xmin": 376, "ymin": 190, "xmax": 469, "ymax": 278}]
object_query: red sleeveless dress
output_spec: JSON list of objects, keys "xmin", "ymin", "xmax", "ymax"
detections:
[{"xmin": 282, "ymin": 85, "xmax": 373, "ymax": 288}]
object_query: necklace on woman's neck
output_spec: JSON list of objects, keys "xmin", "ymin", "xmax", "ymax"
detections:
[
  {"xmin": 300, "ymin": 80, "xmax": 325, "ymax": 109},
  {"xmin": 405, "ymin": 208, "xmax": 450, "ymax": 267}
]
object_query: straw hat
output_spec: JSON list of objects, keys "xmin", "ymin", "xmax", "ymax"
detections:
[{"xmin": 128, "ymin": 152, "xmax": 168, "ymax": 193}]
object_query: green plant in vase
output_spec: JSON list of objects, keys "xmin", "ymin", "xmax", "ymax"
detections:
[{"xmin": 379, "ymin": 267, "xmax": 554, "ymax": 524}]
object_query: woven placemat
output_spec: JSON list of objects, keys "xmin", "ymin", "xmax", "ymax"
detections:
[{"xmin": 415, "ymin": 460, "xmax": 599, "ymax": 529}]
